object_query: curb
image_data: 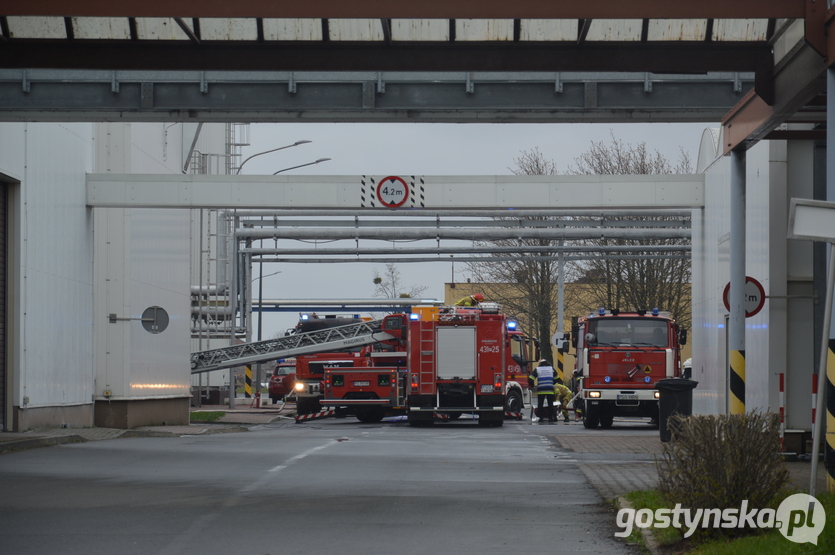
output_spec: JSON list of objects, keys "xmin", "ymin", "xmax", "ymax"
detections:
[
  {"xmin": 0, "ymin": 434, "xmax": 87, "ymax": 454},
  {"xmin": 616, "ymin": 496, "xmax": 661, "ymax": 555}
]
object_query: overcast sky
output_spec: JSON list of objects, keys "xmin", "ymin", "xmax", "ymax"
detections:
[{"xmin": 237, "ymin": 121, "xmax": 714, "ymax": 337}]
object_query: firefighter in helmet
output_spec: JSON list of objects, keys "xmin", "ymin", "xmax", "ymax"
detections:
[
  {"xmin": 554, "ymin": 380, "xmax": 573, "ymax": 423},
  {"xmin": 454, "ymin": 293, "xmax": 484, "ymax": 307}
]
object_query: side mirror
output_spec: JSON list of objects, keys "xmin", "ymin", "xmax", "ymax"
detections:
[{"xmin": 679, "ymin": 329, "xmax": 688, "ymax": 346}]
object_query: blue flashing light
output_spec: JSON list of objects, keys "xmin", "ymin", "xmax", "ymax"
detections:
[
  {"xmin": 300, "ymin": 314, "xmax": 309, "ymax": 320},
  {"xmin": 598, "ymin": 307, "xmax": 606, "ymax": 315},
  {"xmin": 507, "ymin": 321, "xmax": 517, "ymax": 330},
  {"xmin": 409, "ymin": 313, "xmax": 420, "ymax": 320},
  {"xmin": 645, "ymin": 376, "xmax": 652, "ymax": 383},
  {"xmin": 652, "ymin": 307, "xmax": 659, "ymax": 316},
  {"xmin": 604, "ymin": 376, "xmax": 611, "ymax": 383}
]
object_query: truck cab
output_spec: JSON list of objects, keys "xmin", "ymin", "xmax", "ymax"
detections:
[{"xmin": 573, "ymin": 309, "xmax": 685, "ymax": 429}]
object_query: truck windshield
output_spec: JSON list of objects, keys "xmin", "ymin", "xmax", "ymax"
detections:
[{"xmin": 588, "ymin": 318, "xmax": 669, "ymax": 347}]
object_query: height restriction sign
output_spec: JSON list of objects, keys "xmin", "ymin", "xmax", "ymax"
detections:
[{"xmin": 376, "ymin": 176, "xmax": 409, "ymax": 208}]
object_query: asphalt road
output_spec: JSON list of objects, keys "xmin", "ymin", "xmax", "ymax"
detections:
[{"xmin": 0, "ymin": 416, "xmax": 638, "ymax": 555}]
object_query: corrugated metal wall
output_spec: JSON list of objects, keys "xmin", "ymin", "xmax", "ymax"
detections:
[
  {"xmin": 0, "ymin": 183, "xmax": 5, "ymax": 430},
  {"xmin": 692, "ymin": 132, "xmax": 815, "ymax": 428}
]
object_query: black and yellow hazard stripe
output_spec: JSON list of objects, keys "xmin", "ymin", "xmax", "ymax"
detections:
[
  {"xmin": 557, "ymin": 350, "xmax": 565, "ymax": 384},
  {"xmin": 245, "ymin": 365, "xmax": 253, "ymax": 398},
  {"xmin": 826, "ymin": 339, "xmax": 835, "ymax": 493},
  {"xmin": 729, "ymin": 349, "xmax": 745, "ymax": 414}
]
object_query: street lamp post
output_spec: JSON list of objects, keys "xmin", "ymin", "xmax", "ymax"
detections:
[
  {"xmin": 252, "ymin": 265, "xmax": 281, "ymax": 408},
  {"xmin": 273, "ymin": 158, "xmax": 331, "ymax": 174},
  {"xmin": 236, "ymin": 140, "xmax": 311, "ymax": 174}
]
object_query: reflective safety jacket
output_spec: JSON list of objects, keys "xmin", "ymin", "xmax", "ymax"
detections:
[
  {"xmin": 555, "ymin": 383, "xmax": 572, "ymax": 404},
  {"xmin": 532, "ymin": 365, "xmax": 556, "ymax": 394}
]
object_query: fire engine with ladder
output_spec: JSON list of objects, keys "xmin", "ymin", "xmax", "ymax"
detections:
[
  {"xmin": 190, "ymin": 303, "xmax": 538, "ymax": 426},
  {"xmin": 571, "ymin": 308, "xmax": 686, "ymax": 429}
]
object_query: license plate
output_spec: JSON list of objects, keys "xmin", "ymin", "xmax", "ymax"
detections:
[
  {"xmin": 353, "ymin": 381, "xmax": 370, "ymax": 387},
  {"xmin": 617, "ymin": 394, "xmax": 639, "ymax": 400}
]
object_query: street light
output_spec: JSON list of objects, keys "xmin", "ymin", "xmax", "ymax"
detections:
[
  {"xmin": 253, "ymin": 265, "xmax": 281, "ymax": 408},
  {"xmin": 236, "ymin": 140, "xmax": 311, "ymax": 174},
  {"xmin": 273, "ymin": 158, "xmax": 331, "ymax": 175}
]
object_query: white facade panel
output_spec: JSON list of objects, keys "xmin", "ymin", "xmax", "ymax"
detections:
[
  {"xmin": 712, "ymin": 20, "xmax": 768, "ymax": 41},
  {"xmin": 329, "ymin": 19, "xmax": 384, "ymax": 41},
  {"xmin": 6, "ymin": 17, "xmax": 66, "ymax": 39},
  {"xmin": 521, "ymin": 19, "xmax": 577, "ymax": 41},
  {"xmin": 72, "ymin": 17, "xmax": 131, "ymax": 40},
  {"xmin": 135, "ymin": 18, "xmax": 191, "ymax": 40},
  {"xmin": 263, "ymin": 19, "xmax": 323, "ymax": 41},
  {"xmin": 456, "ymin": 19, "xmax": 514, "ymax": 42},
  {"xmin": 129, "ymin": 209, "xmax": 191, "ymax": 398},
  {"xmin": 587, "ymin": 20, "xmax": 643, "ymax": 42},
  {"xmin": 199, "ymin": 19, "xmax": 258, "ymax": 41},
  {"xmin": 93, "ymin": 123, "xmax": 217, "ymax": 402},
  {"xmin": 647, "ymin": 19, "xmax": 707, "ymax": 41},
  {"xmin": 0, "ymin": 123, "xmax": 95, "ymax": 410},
  {"xmin": 693, "ymin": 131, "xmax": 815, "ymax": 430},
  {"xmin": 392, "ymin": 19, "xmax": 449, "ymax": 41}
]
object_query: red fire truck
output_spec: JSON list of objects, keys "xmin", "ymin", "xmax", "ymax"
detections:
[
  {"xmin": 572, "ymin": 308, "xmax": 686, "ymax": 429},
  {"xmin": 315, "ymin": 305, "xmax": 539, "ymax": 425}
]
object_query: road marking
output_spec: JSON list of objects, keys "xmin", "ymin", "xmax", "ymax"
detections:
[{"xmin": 270, "ymin": 441, "xmax": 335, "ymax": 473}]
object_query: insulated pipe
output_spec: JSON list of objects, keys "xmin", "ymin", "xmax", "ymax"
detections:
[
  {"xmin": 235, "ymin": 227, "xmax": 691, "ymax": 241},
  {"xmin": 231, "ymin": 209, "xmax": 694, "ymax": 218},
  {"xmin": 240, "ymin": 245, "xmax": 690, "ymax": 255},
  {"xmin": 252, "ymin": 255, "xmax": 689, "ymax": 264},
  {"xmin": 252, "ymin": 298, "xmax": 441, "ymax": 306}
]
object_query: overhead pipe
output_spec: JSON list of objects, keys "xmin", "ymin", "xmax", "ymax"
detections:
[
  {"xmin": 231, "ymin": 209, "xmax": 694, "ymax": 218},
  {"xmin": 253, "ymin": 255, "xmax": 689, "ymax": 264},
  {"xmin": 240, "ymin": 245, "xmax": 690, "ymax": 256},
  {"xmin": 236, "ymin": 227, "xmax": 691, "ymax": 241}
]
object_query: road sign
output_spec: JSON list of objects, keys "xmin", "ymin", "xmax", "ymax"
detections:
[
  {"xmin": 722, "ymin": 276, "xmax": 766, "ymax": 317},
  {"xmin": 376, "ymin": 176, "xmax": 409, "ymax": 208}
]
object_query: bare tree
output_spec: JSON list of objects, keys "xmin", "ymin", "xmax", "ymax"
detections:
[
  {"xmin": 466, "ymin": 148, "xmax": 580, "ymax": 357},
  {"xmin": 570, "ymin": 131, "xmax": 692, "ymax": 328},
  {"xmin": 372, "ymin": 263, "xmax": 428, "ymax": 299}
]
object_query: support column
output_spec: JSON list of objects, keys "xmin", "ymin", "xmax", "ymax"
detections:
[
  {"xmin": 825, "ymin": 68, "xmax": 835, "ymax": 493},
  {"xmin": 729, "ymin": 149, "xmax": 747, "ymax": 414}
]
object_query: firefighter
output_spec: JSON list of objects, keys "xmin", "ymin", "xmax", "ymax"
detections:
[
  {"xmin": 531, "ymin": 359, "xmax": 557, "ymax": 423},
  {"xmin": 454, "ymin": 293, "xmax": 484, "ymax": 307},
  {"xmin": 555, "ymin": 380, "xmax": 573, "ymax": 423}
]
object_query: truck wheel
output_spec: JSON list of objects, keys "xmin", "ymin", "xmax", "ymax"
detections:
[
  {"xmin": 356, "ymin": 407, "xmax": 385, "ymax": 423},
  {"xmin": 583, "ymin": 403, "xmax": 600, "ymax": 429},
  {"xmin": 599, "ymin": 405, "xmax": 614, "ymax": 429},
  {"xmin": 504, "ymin": 389, "xmax": 523, "ymax": 413}
]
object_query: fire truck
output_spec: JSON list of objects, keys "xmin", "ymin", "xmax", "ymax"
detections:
[
  {"xmin": 316, "ymin": 304, "xmax": 539, "ymax": 425},
  {"xmin": 572, "ymin": 308, "xmax": 686, "ymax": 429},
  {"xmin": 191, "ymin": 307, "xmax": 537, "ymax": 425}
]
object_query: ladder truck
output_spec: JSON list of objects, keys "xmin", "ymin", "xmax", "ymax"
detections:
[
  {"xmin": 572, "ymin": 308, "xmax": 687, "ymax": 429},
  {"xmin": 191, "ymin": 305, "xmax": 537, "ymax": 425}
]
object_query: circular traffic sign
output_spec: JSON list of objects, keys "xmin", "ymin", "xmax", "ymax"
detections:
[
  {"xmin": 376, "ymin": 176, "xmax": 409, "ymax": 208},
  {"xmin": 723, "ymin": 276, "xmax": 766, "ymax": 318}
]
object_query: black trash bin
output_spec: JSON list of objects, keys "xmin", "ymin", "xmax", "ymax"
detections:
[{"xmin": 656, "ymin": 378, "xmax": 698, "ymax": 442}]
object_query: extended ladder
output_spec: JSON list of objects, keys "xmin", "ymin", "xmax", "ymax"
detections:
[{"xmin": 190, "ymin": 319, "xmax": 394, "ymax": 373}]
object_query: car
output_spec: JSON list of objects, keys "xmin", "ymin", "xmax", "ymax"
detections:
[{"xmin": 269, "ymin": 360, "xmax": 297, "ymax": 403}]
